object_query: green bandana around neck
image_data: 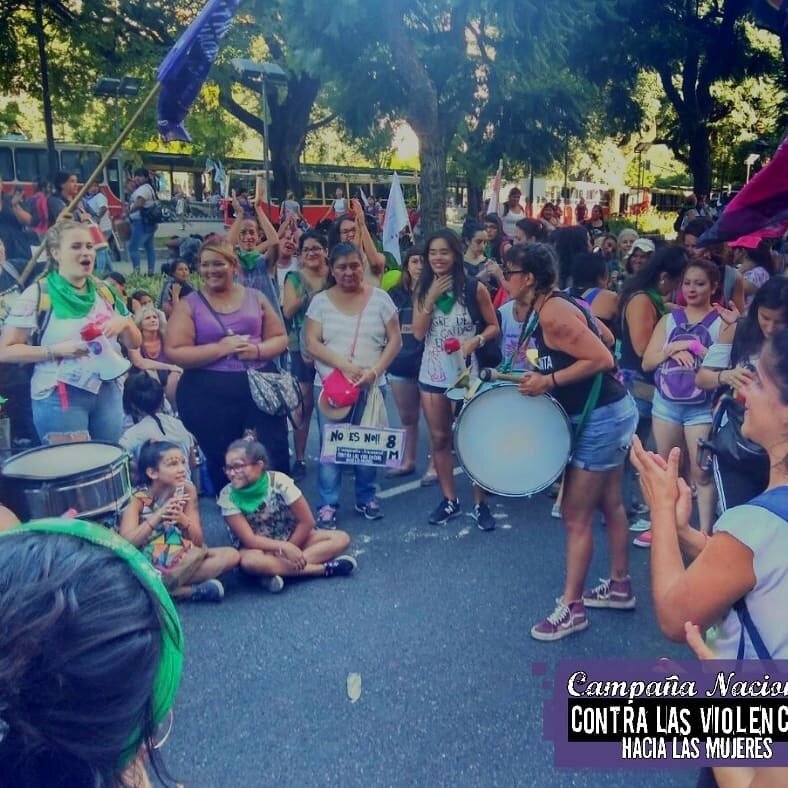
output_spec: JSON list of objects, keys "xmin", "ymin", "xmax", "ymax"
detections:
[
  {"xmin": 434, "ymin": 292, "xmax": 455, "ymax": 314},
  {"xmin": 237, "ymin": 250, "xmax": 262, "ymax": 272},
  {"xmin": 229, "ymin": 469, "xmax": 270, "ymax": 513},
  {"xmin": 46, "ymin": 271, "xmax": 97, "ymax": 319},
  {"xmin": 646, "ymin": 288, "xmax": 668, "ymax": 317}
]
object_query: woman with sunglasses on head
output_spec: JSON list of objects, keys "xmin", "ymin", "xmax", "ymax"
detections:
[
  {"xmin": 281, "ymin": 231, "xmax": 330, "ymax": 481},
  {"xmin": 413, "ymin": 229, "xmax": 500, "ymax": 525},
  {"xmin": 165, "ymin": 236, "xmax": 289, "ymax": 493},
  {"xmin": 504, "ymin": 243, "xmax": 638, "ymax": 642}
]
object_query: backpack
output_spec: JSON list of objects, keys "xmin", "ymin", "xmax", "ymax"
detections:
[
  {"xmin": 463, "ymin": 277, "xmax": 502, "ymax": 368},
  {"xmin": 33, "ymin": 276, "xmax": 119, "ymax": 345},
  {"xmin": 654, "ymin": 309, "xmax": 718, "ymax": 404}
]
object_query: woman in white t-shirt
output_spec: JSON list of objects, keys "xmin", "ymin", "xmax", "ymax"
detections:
[
  {"xmin": 127, "ymin": 168, "xmax": 158, "ymax": 276},
  {"xmin": 0, "ymin": 221, "xmax": 141, "ymax": 444},
  {"xmin": 412, "ymin": 229, "xmax": 500, "ymax": 526},
  {"xmin": 500, "ymin": 187, "xmax": 526, "ymax": 239},
  {"xmin": 305, "ymin": 242, "xmax": 401, "ymax": 528},
  {"xmin": 632, "ymin": 327, "xmax": 788, "ymax": 664}
]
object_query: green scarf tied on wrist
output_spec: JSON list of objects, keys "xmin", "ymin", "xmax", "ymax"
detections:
[
  {"xmin": 229, "ymin": 470, "xmax": 270, "ymax": 514},
  {"xmin": 434, "ymin": 292, "xmax": 455, "ymax": 314},
  {"xmin": 237, "ymin": 250, "xmax": 262, "ymax": 272},
  {"xmin": 46, "ymin": 272, "xmax": 98, "ymax": 319}
]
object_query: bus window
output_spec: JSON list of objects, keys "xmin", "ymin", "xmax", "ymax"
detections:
[
  {"xmin": 0, "ymin": 147, "xmax": 13, "ymax": 181},
  {"xmin": 15, "ymin": 148, "xmax": 49, "ymax": 182},
  {"xmin": 105, "ymin": 158, "xmax": 121, "ymax": 199},
  {"xmin": 61, "ymin": 149, "xmax": 101, "ymax": 182},
  {"xmin": 301, "ymin": 180, "xmax": 322, "ymax": 205}
]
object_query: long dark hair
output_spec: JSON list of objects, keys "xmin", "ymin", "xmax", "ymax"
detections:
[
  {"xmin": 552, "ymin": 226, "xmax": 591, "ymax": 288},
  {"xmin": 123, "ymin": 373, "xmax": 166, "ymax": 432},
  {"xmin": 396, "ymin": 245, "xmax": 424, "ymax": 293},
  {"xmin": 415, "ymin": 229, "xmax": 466, "ymax": 307},
  {"xmin": 484, "ymin": 213, "xmax": 504, "ymax": 261},
  {"xmin": 0, "ymin": 532, "xmax": 168, "ymax": 786},
  {"xmin": 731, "ymin": 276, "xmax": 788, "ymax": 367},
  {"xmin": 620, "ymin": 245, "xmax": 689, "ymax": 313}
]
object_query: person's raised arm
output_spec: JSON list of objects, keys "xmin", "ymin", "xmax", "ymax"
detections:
[
  {"xmin": 226, "ymin": 192, "xmax": 245, "ymax": 248},
  {"xmin": 351, "ymin": 199, "xmax": 385, "ymax": 276}
]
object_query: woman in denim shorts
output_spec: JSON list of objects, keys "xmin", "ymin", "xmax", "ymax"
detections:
[
  {"xmin": 643, "ymin": 258, "xmax": 723, "ymax": 536},
  {"xmin": 501, "ymin": 243, "xmax": 638, "ymax": 643}
]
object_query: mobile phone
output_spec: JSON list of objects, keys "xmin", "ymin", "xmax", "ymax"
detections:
[{"xmin": 174, "ymin": 484, "xmax": 186, "ymax": 511}]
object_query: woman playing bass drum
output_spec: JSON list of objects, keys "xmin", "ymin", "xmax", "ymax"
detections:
[{"xmin": 508, "ymin": 243, "xmax": 638, "ymax": 642}]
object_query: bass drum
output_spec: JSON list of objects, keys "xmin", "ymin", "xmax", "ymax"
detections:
[
  {"xmin": 1, "ymin": 442, "xmax": 131, "ymax": 521},
  {"xmin": 453, "ymin": 383, "xmax": 571, "ymax": 497}
]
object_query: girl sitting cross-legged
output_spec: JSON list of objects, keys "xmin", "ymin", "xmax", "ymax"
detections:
[{"xmin": 218, "ymin": 437, "xmax": 357, "ymax": 593}]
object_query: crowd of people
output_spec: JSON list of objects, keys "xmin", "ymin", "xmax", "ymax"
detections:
[{"xmin": 0, "ymin": 179, "xmax": 787, "ymax": 785}]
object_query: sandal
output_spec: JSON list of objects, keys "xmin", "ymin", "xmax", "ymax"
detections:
[{"xmin": 385, "ymin": 465, "xmax": 416, "ymax": 478}]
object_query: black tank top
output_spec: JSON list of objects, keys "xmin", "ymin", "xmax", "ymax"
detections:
[
  {"xmin": 619, "ymin": 291, "xmax": 660, "ymax": 379},
  {"xmin": 534, "ymin": 291, "xmax": 625, "ymax": 416}
]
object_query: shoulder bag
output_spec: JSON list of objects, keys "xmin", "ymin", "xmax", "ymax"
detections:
[{"xmin": 196, "ymin": 291, "xmax": 303, "ymax": 427}]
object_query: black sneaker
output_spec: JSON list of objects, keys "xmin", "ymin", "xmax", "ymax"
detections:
[
  {"xmin": 324, "ymin": 554, "xmax": 358, "ymax": 577},
  {"xmin": 292, "ymin": 461, "xmax": 307, "ymax": 481},
  {"xmin": 428, "ymin": 497, "xmax": 461, "ymax": 525},
  {"xmin": 190, "ymin": 579, "xmax": 224, "ymax": 603},
  {"xmin": 354, "ymin": 500, "xmax": 383, "ymax": 520},
  {"xmin": 471, "ymin": 502, "xmax": 496, "ymax": 531}
]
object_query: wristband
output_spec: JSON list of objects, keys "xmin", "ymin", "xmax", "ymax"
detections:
[
  {"xmin": 256, "ymin": 344, "xmax": 261, "ymax": 359},
  {"xmin": 717, "ymin": 370, "xmax": 724, "ymax": 386},
  {"xmin": 688, "ymin": 340, "xmax": 705, "ymax": 356},
  {"xmin": 551, "ymin": 371, "xmax": 558, "ymax": 388},
  {"xmin": 476, "ymin": 334, "xmax": 486, "ymax": 348}
]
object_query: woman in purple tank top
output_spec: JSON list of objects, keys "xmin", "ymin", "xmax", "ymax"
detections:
[{"xmin": 165, "ymin": 237, "xmax": 289, "ymax": 491}]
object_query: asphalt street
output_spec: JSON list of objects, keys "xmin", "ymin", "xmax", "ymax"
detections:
[{"xmin": 157, "ymin": 399, "xmax": 698, "ymax": 788}]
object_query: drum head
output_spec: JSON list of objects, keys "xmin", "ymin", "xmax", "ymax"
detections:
[
  {"xmin": 2, "ymin": 442, "xmax": 125, "ymax": 480},
  {"xmin": 454, "ymin": 385, "xmax": 571, "ymax": 497}
]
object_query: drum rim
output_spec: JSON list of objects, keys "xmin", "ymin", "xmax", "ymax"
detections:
[
  {"xmin": 1, "ymin": 441, "xmax": 128, "ymax": 481},
  {"xmin": 453, "ymin": 384, "xmax": 572, "ymax": 497}
]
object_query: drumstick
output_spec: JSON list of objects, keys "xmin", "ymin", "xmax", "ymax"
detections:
[{"xmin": 479, "ymin": 368, "xmax": 524, "ymax": 383}]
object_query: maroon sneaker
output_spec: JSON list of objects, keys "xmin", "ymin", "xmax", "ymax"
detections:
[
  {"xmin": 530, "ymin": 599, "xmax": 588, "ymax": 642},
  {"xmin": 583, "ymin": 577, "xmax": 636, "ymax": 610}
]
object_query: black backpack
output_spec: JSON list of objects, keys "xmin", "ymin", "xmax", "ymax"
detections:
[{"xmin": 463, "ymin": 277, "xmax": 502, "ymax": 368}]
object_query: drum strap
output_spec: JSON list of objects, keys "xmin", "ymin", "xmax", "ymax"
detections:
[
  {"xmin": 573, "ymin": 373, "xmax": 602, "ymax": 444},
  {"xmin": 499, "ymin": 310, "xmax": 538, "ymax": 373}
]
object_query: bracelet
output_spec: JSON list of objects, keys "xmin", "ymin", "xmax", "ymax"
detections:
[
  {"xmin": 45, "ymin": 346, "xmax": 55, "ymax": 362},
  {"xmin": 256, "ymin": 344, "xmax": 261, "ymax": 360},
  {"xmin": 476, "ymin": 334, "xmax": 486, "ymax": 348},
  {"xmin": 551, "ymin": 371, "xmax": 558, "ymax": 388},
  {"xmin": 371, "ymin": 366, "xmax": 379, "ymax": 379},
  {"xmin": 717, "ymin": 370, "xmax": 724, "ymax": 386}
]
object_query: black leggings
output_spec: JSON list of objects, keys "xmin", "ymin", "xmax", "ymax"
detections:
[{"xmin": 177, "ymin": 368, "xmax": 289, "ymax": 491}]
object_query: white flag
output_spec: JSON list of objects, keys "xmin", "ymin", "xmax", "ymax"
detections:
[{"xmin": 382, "ymin": 172, "xmax": 408, "ymax": 267}]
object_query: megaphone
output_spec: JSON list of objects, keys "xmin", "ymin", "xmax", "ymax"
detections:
[{"xmin": 80, "ymin": 323, "xmax": 131, "ymax": 380}]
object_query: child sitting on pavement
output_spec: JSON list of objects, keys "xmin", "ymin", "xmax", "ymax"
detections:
[
  {"xmin": 218, "ymin": 436, "xmax": 356, "ymax": 593},
  {"xmin": 120, "ymin": 440, "xmax": 239, "ymax": 602}
]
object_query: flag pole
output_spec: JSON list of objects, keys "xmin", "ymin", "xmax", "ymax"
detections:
[{"xmin": 19, "ymin": 82, "xmax": 162, "ymax": 285}]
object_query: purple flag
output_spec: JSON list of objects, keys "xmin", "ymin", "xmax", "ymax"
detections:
[
  {"xmin": 156, "ymin": 0, "xmax": 241, "ymax": 143},
  {"xmin": 697, "ymin": 135, "xmax": 788, "ymax": 247}
]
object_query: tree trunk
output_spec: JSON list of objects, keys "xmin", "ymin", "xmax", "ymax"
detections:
[
  {"xmin": 33, "ymin": 0, "xmax": 58, "ymax": 179},
  {"xmin": 414, "ymin": 130, "xmax": 446, "ymax": 235},
  {"xmin": 688, "ymin": 123, "xmax": 713, "ymax": 197},
  {"xmin": 467, "ymin": 182, "xmax": 482, "ymax": 220}
]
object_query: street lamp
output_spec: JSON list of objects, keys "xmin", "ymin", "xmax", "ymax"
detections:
[
  {"xmin": 231, "ymin": 58, "xmax": 287, "ymax": 216},
  {"xmin": 94, "ymin": 76, "xmax": 142, "ymax": 187},
  {"xmin": 745, "ymin": 153, "xmax": 760, "ymax": 184},
  {"xmin": 634, "ymin": 141, "xmax": 653, "ymax": 230}
]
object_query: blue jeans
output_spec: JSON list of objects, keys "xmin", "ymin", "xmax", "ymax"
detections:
[
  {"xmin": 315, "ymin": 387, "xmax": 377, "ymax": 508},
  {"xmin": 32, "ymin": 381, "xmax": 124, "ymax": 444},
  {"xmin": 128, "ymin": 218, "xmax": 157, "ymax": 274}
]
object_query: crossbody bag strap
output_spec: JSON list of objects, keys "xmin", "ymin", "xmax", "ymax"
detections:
[
  {"xmin": 196, "ymin": 291, "xmax": 232, "ymax": 335},
  {"xmin": 734, "ymin": 598, "xmax": 771, "ymax": 660},
  {"xmin": 500, "ymin": 309, "xmax": 538, "ymax": 374},
  {"xmin": 347, "ymin": 287, "xmax": 374, "ymax": 362}
]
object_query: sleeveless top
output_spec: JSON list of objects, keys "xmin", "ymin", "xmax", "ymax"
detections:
[
  {"xmin": 534, "ymin": 291, "xmax": 625, "ymax": 416},
  {"xmin": 134, "ymin": 488, "xmax": 194, "ymax": 572},
  {"xmin": 185, "ymin": 288, "xmax": 265, "ymax": 373},
  {"xmin": 418, "ymin": 296, "xmax": 476, "ymax": 388},
  {"xmin": 619, "ymin": 291, "xmax": 662, "ymax": 377}
]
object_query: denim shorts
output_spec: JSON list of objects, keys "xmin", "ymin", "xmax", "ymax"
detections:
[
  {"xmin": 652, "ymin": 390, "xmax": 713, "ymax": 427},
  {"xmin": 569, "ymin": 394, "xmax": 638, "ymax": 472}
]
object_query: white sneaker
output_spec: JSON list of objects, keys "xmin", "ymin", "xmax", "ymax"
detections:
[
  {"xmin": 629, "ymin": 518, "xmax": 651, "ymax": 532},
  {"xmin": 262, "ymin": 575, "xmax": 285, "ymax": 593}
]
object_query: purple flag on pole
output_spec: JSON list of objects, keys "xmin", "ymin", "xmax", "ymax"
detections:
[
  {"xmin": 697, "ymin": 136, "xmax": 788, "ymax": 247},
  {"xmin": 156, "ymin": 0, "xmax": 241, "ymax": 143}
]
